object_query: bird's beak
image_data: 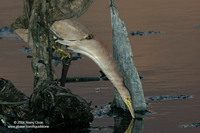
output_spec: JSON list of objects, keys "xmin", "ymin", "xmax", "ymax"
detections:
[{"xmin": 125, "ymin": 97, "xmax": 135, "ymax": 118}]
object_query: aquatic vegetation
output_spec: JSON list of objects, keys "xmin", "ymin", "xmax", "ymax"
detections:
[
  {"xmin": 146, "ymin": 95, "xmax": 192, "ymax": 101},
  {"xmin": 29, "ymin": 80, "xmax": 93, "ymax": 130},
  {"xmin": 92, "ymin": 104, "xmax": 113, "ymax": 118},
  {"xmin": 180, "ymin": 122, "xmax": 200, "ymax": 128},
  {"xmin": 0, "ymin": 27, "xmax": 21, "ymax": 40},
  {"xmin": 94, "ymin": 87, "xmax": 108, "ymax": 93},
  {"xmin": 89, "ymin": 126, "xmax": 114, "ymax": 131},
  {"xmin": 129, "ymin": 31, "xmax": 165, "ymax": 36},
  {"xmin": 18, "ymin": 47, "xmax": 32, "ymax": 54},
  {"xmin": 0, "ymin": 78, "xmax": 93, "ymax": 132}
]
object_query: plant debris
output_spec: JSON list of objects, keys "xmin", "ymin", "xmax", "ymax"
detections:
[
  {"xmin": 0, "ymin": 78, "xmax": 93, "ymax": 132},
  {"xmin": 146, "ymin": 95, "xmax": 192, "ymax": 101},
  {"xmin": 180, "ymin": 122, "xmax": 200, "ymax": 128},
  {"xmin": 0, "ymin": 27, "xmax": 21, "ymax": 40},
  {"xmin": 129, "ymin": 31, "xmax": 164, "ymax": 36}
]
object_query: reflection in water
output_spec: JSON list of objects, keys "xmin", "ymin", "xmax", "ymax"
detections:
[
  {"xmin": 125, "ymin": 119, "xmax": 134, "ymax": 133},
  {"xmin": 91, "ymin": 104, "xmax": 146, "ymax": 133},
  {"xmin": 113, "ymin": 114, "xmax": 145, "ymax": 133},
  {"xmin": 90, "ymin": 116, "xmax": 146, "ymax": 133}
]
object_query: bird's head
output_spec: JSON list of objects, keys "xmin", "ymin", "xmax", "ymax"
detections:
[
  {"xmin": 119, "ymin": 88, "xmax": 135, "ymax": 118},
  {"xmin": 124, "ymin": 97, "xmax": 135, "ymax": 118}
]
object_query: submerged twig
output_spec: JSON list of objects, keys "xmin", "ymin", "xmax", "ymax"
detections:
[{"xmin": 60, "ymin": 57, "xmax": 71, "ymax": 86}]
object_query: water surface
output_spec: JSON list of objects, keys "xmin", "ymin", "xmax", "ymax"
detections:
[{"xmin": 0, "ymin": 0, "xmax": 200, "ymax": 132}]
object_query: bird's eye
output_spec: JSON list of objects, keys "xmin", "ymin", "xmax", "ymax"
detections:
[
  {"xmin": 53, "ymin": 36, "xmax": 58, "ymax": 41},
  {"xmin": 85, "ymin": 34, "xmax": 94, "ymax": 40},
  {"xmin": 126, "ymin": 97, "xmax": 132, "ymax": 104}
]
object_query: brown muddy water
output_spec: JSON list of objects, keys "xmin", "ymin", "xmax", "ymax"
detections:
[{"xmin": 0, "ymin": 0, "xmax": 200, "ymax": 133}]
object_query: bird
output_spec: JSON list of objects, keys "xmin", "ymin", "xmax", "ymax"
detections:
[
  {"xmin": 14, "ymin": 19, "xmax": 135, "ymax": 118},
  {"xmin": 50, "ymin": 19, "xmax": 135, "ymax": 118}
]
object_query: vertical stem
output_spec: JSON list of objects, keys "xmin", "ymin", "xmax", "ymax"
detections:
[
  {"xmin": 60, "ymin": 58, "xmax": 71, "ymax": 87},
  {"xmin": 28, "ymin": 0, "xmax": 55, "ymax": 89},
  {"xmin": 45, "ymin": 2, "xmax": 54, "ymax": 81}
]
